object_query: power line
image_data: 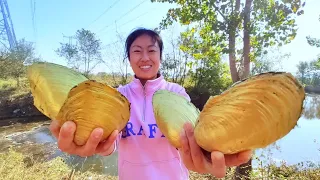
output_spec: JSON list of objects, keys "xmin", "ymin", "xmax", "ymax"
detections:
[
  {"xmin": 99, "ymin": 7, "xmax": 156, "ymax": 35},
  {"xmin": 62, "ymin": 33, "xmax": 76, "ymax": 46},
  {"xmin": 86, "ymin": 0, "xmax": 121, "ymax": 28},
  {"xmin": 96, "ymin": 0, "xmax": 147, "ymax": 34},
  {"xmin": 119, "ymin": 8, "xmax": 154, "ymax": 28},
  {"xmin": 30, "ymin": 0, "xmax": 37, "ymax": 45}
]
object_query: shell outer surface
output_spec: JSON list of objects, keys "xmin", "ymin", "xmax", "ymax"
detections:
[
  {"xmin": 56, "ymin": 80, "xmax": 131, "ymax": 146},
  {"xmin": 194, "ymin": 72, "xmax": 306, "ymax": 154},
  {"xmin": 152, "ymin": 89, "xmax": 200, "ymax": 148},
  {"xmin": 26, "ymin": 62, "xmax": 88, "ymax": 120}
]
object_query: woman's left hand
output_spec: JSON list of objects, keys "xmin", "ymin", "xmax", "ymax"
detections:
[{"xmin": 178, "ymin": 122, "xmax": 252, "ymax": 178}]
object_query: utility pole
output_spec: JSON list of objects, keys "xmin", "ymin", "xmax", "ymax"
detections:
[
  {"xmin": 0, "ymin": 0, "xmax": 17, "ymax": 50},
  {"xmin": 63, "ymin": 34, "xmax": 76, "ymax": 46}
]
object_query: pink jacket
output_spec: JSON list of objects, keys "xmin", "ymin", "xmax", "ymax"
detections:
[{"xmin": 114, "ymin": 74, "xmax": 191, "ymax": 180}]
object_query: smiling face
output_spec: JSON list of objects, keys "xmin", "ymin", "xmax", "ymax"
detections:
[{"xmin": 129, "ymin": 34, "xmax": 161, "ymax": 81}]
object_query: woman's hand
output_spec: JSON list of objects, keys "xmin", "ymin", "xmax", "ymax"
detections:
[
  {"xmin": 178, "ymin": 122, "xmax": 252, "ymax": 178},
  {"xmin": 49, "ymin": 120, "xmax": 119, "ymax": 157}
]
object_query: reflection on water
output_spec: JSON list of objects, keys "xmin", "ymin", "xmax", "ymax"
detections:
[
  {"xmin": 0, "ymin": 94, "xmax": 319, "ymax": 176},
  {"xmin": 2, "ymin": 122, "xmax": 119, "ymax": 176},
  {"xmin": 65, "ymin": 153, "xmax": 118, "ymax": 176},
  {"xmin": 253, "ymin": 93, "xmax": 320, "ymax": 167},
  {"xmin": 5, "ymin": 125, "xmax": 56, "ymax": 144},
  {"xmin": 302, "ymin": 94, "xmax": 320, "ymax": 120},
  {"xmin": 253, "ymin": 119, "xmax": 320, "ymax": 168}
]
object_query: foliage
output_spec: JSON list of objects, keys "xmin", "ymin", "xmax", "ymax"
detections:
[
  {"xmin": 102, "ymin": 30, "xmax": 131, "ymax": 85},
  {"xmin": 151, "ymin": 0, "xmax": 306, "ymax": 82},
  {"xmin": 307, "ymin": 36, "xmax": 320, "ymax": 48},
  {"xmin": 0, "ymin": 77, "xmax": 30, "ymax": 100},
  {"xmin": 296, "ymin": 59, "xmax": 320, "ymax": 86},
  {"xmin": 160, "ymin": 28, "xmax": 193, "ymax": 86},
  {"xmin": 56, "ymin": 28, "xmax": 103, "ymax": 76},
  {"xmin": 189, "ymin": 59, "xmax": 232, "ymax": 95},
  {"xmin": 250, "ymin": 47, "xmax": 290, "ymax": 75},
  {"xmin": 0, "ymin": 39, "xmax": 41, "ymax": 87},
  {"xmin": 160, "ymin": 26, "xmax": 232, "ymax": 95}
]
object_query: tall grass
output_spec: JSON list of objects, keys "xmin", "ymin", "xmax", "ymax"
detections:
[{"xmin": 0, "ymin": 78, "xmax": 30, "ymax": 101}]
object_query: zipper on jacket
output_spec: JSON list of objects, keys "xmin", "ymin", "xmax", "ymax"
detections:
[{"xmin": 142, "ymin": 83, "xmax": 146, "ymax": 122}]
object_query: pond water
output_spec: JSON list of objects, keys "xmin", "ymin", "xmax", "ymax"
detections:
[
  {"xmin": 253, "ymin": 94, "xmax": 320, "ymax": 168},
  {"xmin": 0, "ymin": 121, "xmax": 119, "ymax": 176},
  {"xmin": 0, "ymin": 94, "xmax": 319, "ymax": 176}
]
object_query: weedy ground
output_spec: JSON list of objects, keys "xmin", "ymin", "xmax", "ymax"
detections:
[{"xmin": 0, "ymin": 148, "xmax": 319, "ymax": 180}]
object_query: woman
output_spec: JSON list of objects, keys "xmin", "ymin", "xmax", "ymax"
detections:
[{"xmin": 49, "ymin": 28, "xmax": 252, "ymax": 179}]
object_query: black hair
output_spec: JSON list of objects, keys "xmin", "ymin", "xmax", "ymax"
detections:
[{"xmin": 125, "ymin": 27, "xmax": 163, "ymax": 61}]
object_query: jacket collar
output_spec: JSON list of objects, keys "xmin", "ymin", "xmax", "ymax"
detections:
[{"xmin": 129, "ymin": 73, "xmax": 167, "ymax": 95}]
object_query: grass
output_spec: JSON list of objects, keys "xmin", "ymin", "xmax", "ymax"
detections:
[
  {"xmin": 0, "ymin": 78, "xmax": 30, "ymax": 101},
  {"xmin": 0, "ymin": 148, "xmax": 319, "ymax": 180},
  {"xmin": 0, "ymin": 148, "xmax": 117, "ymax": 180}
]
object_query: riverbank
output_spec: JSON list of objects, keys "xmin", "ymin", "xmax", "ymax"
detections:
[
  {"xmin": 0, "ymin": 79, "xmax": 46, "ymax": 123},
  {"xmin": 0, "ymin": 92, "xmax": 48, "ymax": 126}
]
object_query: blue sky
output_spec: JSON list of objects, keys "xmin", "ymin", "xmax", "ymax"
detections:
[{"xmin": 7, "ymin": 0, "xmax": 320, "ymax": 75}]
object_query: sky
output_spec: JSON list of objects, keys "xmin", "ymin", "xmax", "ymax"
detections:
[{"xmin": 6, "ymin": 0, "xmax": 320, "ymax": 75}]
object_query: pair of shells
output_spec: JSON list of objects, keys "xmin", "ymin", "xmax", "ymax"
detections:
[{"xmin": 28, "ymin": 62, "xmax": 305, "ymax": 154}]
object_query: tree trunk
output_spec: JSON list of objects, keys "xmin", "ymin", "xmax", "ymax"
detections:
[
  {"xmin": 180, "ymin": 53, "xmax": 188, "ymax": 86},
  {"xmin": 241, "ymin": 0, "xmax": 252, "ymax": 80},
  {"xmin": 234, "ymin": 0, "xmax": 253, "ymax": 179},
  {"xmin": 229, "ymin": 0, "xmax": 241, "ymax": 83},
  {"xmin": 229, "ymin": 31, "xmax": 238, "ymax": 83}
]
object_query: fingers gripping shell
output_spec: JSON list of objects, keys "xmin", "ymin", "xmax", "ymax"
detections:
[
  {"xmin": 27, "ymin": 62, "xmax": 88, "ymax": 120},
  {"xmin": 194, "ymin": 72, "xmax": 306, "ymax": 154},
  {"xmin": 152, "ymin": 89, "xmax": 200, "ymax": 148},
  {"xmin": 56, "ymin": 80, "xmax": 131, "ymax": 146}
]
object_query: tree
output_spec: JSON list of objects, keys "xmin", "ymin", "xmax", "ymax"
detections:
[
  {"xmin": 0, "ymin": 39, "xmax": 41, "ymax": 86},
  {"xmin": 151, "ymin": 0, "xmax": 305, "ymax": 83},
  {"xmin": 250, "ymin": 47, "xmax": 290, "ymax": 75},
  {"xmin": 151, "ymin": 0, "xmax": 306, "ymax": 179},
  {"xmin": 56, "ymin": 28, "xmax": 103, "ymax": 76},
  {"xmin": 102, "ymin": 30, "xmax": 131, "ymax": 86},
  {"xmin": 160, "ymin": 27, "xmax": 191, "ymax": 85},
  {"xmin": 296, "ymin": 59, "xmax": 320, "ymax": 86},
  {"xmin": 151, "ymin": 0, "xmax": 305, "ymax": 179}
]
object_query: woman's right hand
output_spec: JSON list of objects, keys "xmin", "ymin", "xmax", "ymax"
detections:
[{"xmin": 49, "ymin": 119, "xmax": 119, "ymax": 157}]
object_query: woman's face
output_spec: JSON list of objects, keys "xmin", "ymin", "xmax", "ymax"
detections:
[{"xmin": 129, "ymin": 34, "xmax": 161, "ymax": 81}]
